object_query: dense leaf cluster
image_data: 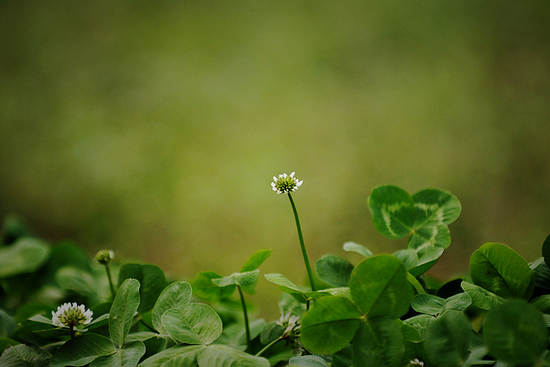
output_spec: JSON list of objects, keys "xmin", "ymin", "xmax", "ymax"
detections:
[{"xmin": 1, "ymin": 185, "xmax": 549, "ymax": 366}]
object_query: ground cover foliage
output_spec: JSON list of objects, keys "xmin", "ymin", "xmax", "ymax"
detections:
[{"xmin": 1, "ymin": 184, "xmax": 550, "ymax": 366}]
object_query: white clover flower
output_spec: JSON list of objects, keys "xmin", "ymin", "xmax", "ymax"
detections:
[
  {"xmin": 276, "ymin": 312, "xmax": 302, "ymax": 352},
  {"xmin": 409, "ymin": 359, "xmax": 424, "ymax": 366},
  {"xmin": 271, "ymin": 172, "xmax": 303, "ymax": 194},
  {"xmin": 52, "ymin": 302, "xmax": 93, "ymax": 328},
  {"xmin": 277, "ymin": 312, "xmax": 300, "ymax": 337}
]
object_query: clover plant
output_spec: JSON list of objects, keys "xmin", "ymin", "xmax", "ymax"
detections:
[
  {"xmin": 0, "ymin": 177, "xmax": 549, "ymax": 367},
  {"xmin": 272, "ymin": 172, "xmax": 316, "ymax": 293}
]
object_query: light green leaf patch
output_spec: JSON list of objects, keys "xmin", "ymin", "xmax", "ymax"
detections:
[
  {"xmin": 342, "ymin": 241, "xmax": 373, "ymax": 258},
  {"xmin": 288, "ymin": 355, "xmax": 329, "ymax": 366},
  {"xmin": 399, "ymin": 321, "xmax": 422, "ymax": 343},
  {"xmin": 264, "ymin": 273, "xmax": 347, "ymax": 303},
  {"xmin": 394, "ymin": 246, "xmax": 445, "ymax": 277},
  {"xmin": 161, "ymin": 304, "xmax": 222, "ymax": 345},
  {"xmin": 470, "ymin": 243, "xmax": 535, "ymax": 300},
  {"xmin": 411, "ymin": 189, "xmax": 461, "ymax": 228},
  {"xmin": 217, "ymin": 319, "xmax": 266, "ymax": 350},
  {"xmin": 55, "ymin": 267, "xmax": 99, "ymax": 300},
  {"xmin": 90, "ymin": 341, "xmax": 145, "ymax": 367},
  {"xmin": 0, "ymin": 310, "xmax": 16, "ymax": 338},
  {"xmin": 212, "ymin": 270, "xmax": 259, "ymax": 295},
  {"xmin": 369, "ymin": 186, "xmax": 461, "ymax": 276},
  {"xmin": 315, "ymin": 254, "xmax": 354, "ymax": 288},
  {"xmin": 349, "ymin": 255, "xmax": 413, "ymax": 318},
  {"xmin": 368, "ymin": 185, "xmax": 415, "ymax": 239},
  {"xmin": 118, "ymin": 264, "xmax": 167, "ymax": 314},
  {"xmin": 192, "ymin": 271, "xmax": 236, "ymax": 301},
  {"xmin": 411, "ymin": 294, "xmax": 445, "ymax": 316},
  {"xmin": 197, "ymin": 344, "xmax": 269, "ymax": 367},
  {"xmin": 240, "ymin": 249, "xmax": 272, "ymax": 272},
  {"xmin": 138, "ymin": 345, "xmax": 203, "ymax": 367},
  {"xmin": 110, "ymin": 278, "xmax": 141, "ymax": 348},
  {"xmin": 300, "ymin": 296, "xmax": 362, "ymax": 355},
  {"xmin": 461, "ymin": 281, "xmax": 504, "ymax": 311},
  {"xmin": 192, "ymin": 250, "xmax": 271, "ymax": 301},
  {"xmin": 411, "ymin": 292, "xmax": 471, "ymax": 316},
  {"xmin": 138, "ymin": 344, "xmax": 270, "ymax": 367},
  {"xmin": 530, "ymin": 257, "xmax": 550, "ymax": 290},
  {"xmin": 264, "ymin": 273, "xmax": 309, "ymax": 303},
  {"xmin": 152, "ymin": 281, "xmax": 192, "ymax": 334},
  {"xmin": 352, "ymin": 317, "xmax": 404, "ymax": 367},
  {"xmin": 424, "ymin": 310, "xmax": 472, "ymax": 367},
  {"xmin": 0, "ymin": 237, "xmax": 50, "ymax": 278},
  {"xmin": 0, "ymin": 344, "xmax": 51, "ymax": 367},
  {"xmin": 403, "ymin": 314, "xmax": 436, "ymax": 341},
  {"xmin": 50, "ymin": 334, "xmax": 116, "ymax": 367},
  {"xmin": 408, "ymin": 224, "xmax": 451, "ymax": 250},
  {"xmin": 484, "ymin": 300, "xmax": 548, "ymax": 366}
]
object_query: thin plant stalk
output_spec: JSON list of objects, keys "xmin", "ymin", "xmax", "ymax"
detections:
[
  {"xmin": 287, "ymin": 193, "xmax": 316, "ymax": 292},
  {"xmin": 95, "ymin": 250, "xmax": 116, "ymax": 299},
  {"xmin": 104, "ymin": 263, "xmax": 116, "ymax": 300},
  {"xmin": 237, "ymin": 285, "xmax": 251, "ymax": 352},
  {"xmin": 256, "ymin": 336, "xmax": 283, "ymax": 357}
]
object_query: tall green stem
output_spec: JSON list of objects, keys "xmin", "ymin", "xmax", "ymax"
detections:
[
  {"xmin": 256, "ymin": 336, "xmax": 283, "ymax": 357},
  {"xmin": 104, "ymin": 264, "xmax": 116, "ymax": 300},
  {"xmin": 287, "ymin": 193, "xmax": 316, "ymax": 291},
  {"xmin": 237, "ymin": 285, "xmax": 251, "ymax": 352}
]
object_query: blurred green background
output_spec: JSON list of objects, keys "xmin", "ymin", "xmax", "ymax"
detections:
[{"xmin": 1, "ymin": 1, "xmax": 549, "ymax": 319}]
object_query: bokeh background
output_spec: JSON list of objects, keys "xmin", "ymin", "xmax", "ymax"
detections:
[{"xmin": 1, "ymin": 1, "xmax": 549, "ymax": 319}]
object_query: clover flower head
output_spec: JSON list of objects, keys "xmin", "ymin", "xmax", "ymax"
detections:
[
  {"xmin": 94, "ymin": 249, "xmax": 114, "ymax": 265},
  {"xmin": 271, "ymin": 172, "xmax": 303, "ymax": 194},
  {"xmin": 277, "ymin": 312, "xmax": 300, "ymax": 338},
  {"xmin": 277, "ymin": 312, "xmax": 302, "ymax": 352},
  {"xmin": 52, "ymin": 302, "xmax": 93, "ymax": 328}
]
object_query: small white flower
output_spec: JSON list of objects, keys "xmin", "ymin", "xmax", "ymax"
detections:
[
  {"xmin": 409, "ymin": 359, "xmax": 424, "ymax": 366},
  {"xmin": 52, "ymin": 302, "xmax": 93, "ymax": 328},
  {"xmin": 271, "ymin": 172, "xmax": 303, "ymax": 194},
  {"xmin": 276, "ymin": 312, "xmax": 302, "ymax": 352},
  {"xmin": 277, "ymin": 312, "xmax": 300, "ymax": 337}
]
